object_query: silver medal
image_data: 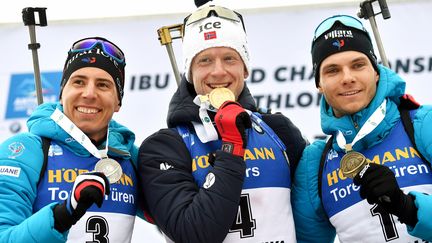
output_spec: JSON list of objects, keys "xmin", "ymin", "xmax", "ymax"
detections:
[{"xmin": 94, "ymin": 158, "xmax": 123, "ymax": 184}]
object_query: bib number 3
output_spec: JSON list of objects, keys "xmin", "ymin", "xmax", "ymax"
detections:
[{"xmin": 86, "ymin": 216, "xmax": 109, "ymax": 243}]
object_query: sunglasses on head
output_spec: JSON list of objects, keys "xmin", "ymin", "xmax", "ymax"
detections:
[
  {"xmin": 183, "ymin": 5, "xmax": 246, "ymax": 35},
  {"xmin": 70, "ymin": 37, "xmax": 125, "ymax": 64},
  {"xmin": 313, "ymin": 15, "xmax": 368, "ymax": 41}
]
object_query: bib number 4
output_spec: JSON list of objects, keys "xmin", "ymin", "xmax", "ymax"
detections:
[{"xmin": 229, "ymin": 194, "xmax": 256, "ymax": 238}]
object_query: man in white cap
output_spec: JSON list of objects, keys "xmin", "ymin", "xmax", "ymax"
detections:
[{"xmin": 138, "ymin": 3, "xmax": 307, "ymax": 243}]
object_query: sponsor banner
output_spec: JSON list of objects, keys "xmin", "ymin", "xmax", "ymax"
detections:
[
  {"xmin": 0, "ymin": 2, "xmax": 431, "ymax": 145},
  {"xmin": 5, "ymin": 72, "xmax": 61, "ymax": 119}
]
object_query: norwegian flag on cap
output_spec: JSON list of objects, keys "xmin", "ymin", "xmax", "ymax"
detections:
[{"xmin": 204, "ymin": 31, "xmax": 217, "ymax": 40}]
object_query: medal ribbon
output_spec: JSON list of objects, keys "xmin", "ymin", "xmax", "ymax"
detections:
[
  {"xmin": 336, "ymin": 99, "xmax": 387, "ymax": 152},
  {"xmin": 50, "ymin": 108, "xmax": 109, "ymax": 159},
  {"xmin": 192, "ymin": 95, "xmax": 218, "ymax": 143}
]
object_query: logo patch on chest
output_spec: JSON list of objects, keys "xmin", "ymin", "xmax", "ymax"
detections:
[{"xmin": 203, "ymin": 172, "xmax": 216, "ymax": 189}]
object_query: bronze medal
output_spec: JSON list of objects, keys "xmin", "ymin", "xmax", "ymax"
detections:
[
  {"xmin": 94, "ymin": 158, "xmax": 123, "ymax": 184},
  {"xmin": 340, "ymin": 151, "xmax": 367, "ymax": 179},
  {"xmin": 208, "ymin": 88, "xmax": 235, "ymax": 109}
]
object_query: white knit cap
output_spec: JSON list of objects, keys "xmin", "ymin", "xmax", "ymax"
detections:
[{"xmin": 182, "ymin": 8, "xmax": 251, "ymax": 82}]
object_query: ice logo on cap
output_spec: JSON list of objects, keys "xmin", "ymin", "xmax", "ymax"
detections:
[{"xmin": 332, "ymin": 39, "xmax": 345, "ymax": 50}]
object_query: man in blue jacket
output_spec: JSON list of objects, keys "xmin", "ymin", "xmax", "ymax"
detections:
[
  {"xmin": 138, "ymin": 3, "xmax": 307, "ymax": 243},
  {"xmin": 0, "ymin": 37, "xmax": 140, "ymax": 242},
  {"xmin": 292, "ymin": 15, "xmax": 432, "ymax": 242}
]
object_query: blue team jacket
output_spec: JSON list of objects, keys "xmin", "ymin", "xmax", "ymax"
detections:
[
  {"xmin": 0, "ymin": 102, "xmax": 139, "ymax": 242},
  {"xmin": 292, "ymin": 65, "xmax": 432, "ymax": 242}
]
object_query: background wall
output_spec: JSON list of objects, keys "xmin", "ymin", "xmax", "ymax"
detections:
[{"xmin": 1, "ymin": 0, "xmax": 431, "ymax": 241}]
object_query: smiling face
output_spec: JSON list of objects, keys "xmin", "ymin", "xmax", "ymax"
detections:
[
  {"xmin": 318, "ymin": 51, "xmax": 379, "ymax": 117},
  {"xmin": 60, "ymin": 67, "xmax": 120, "ymax": 142},
  {"xmin": 190, "ymin": 47, "xmax": 247, "ymax": 99}
]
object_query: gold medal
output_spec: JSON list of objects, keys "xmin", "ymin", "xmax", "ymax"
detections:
[
  {"xmin": 340, "ymin": 151, "xmax": 367, "ymax": 179},
  {"xmin": 94, "ymin": 158, "xmax": 123, "ymax": 184},
  {"xmin": 208, "ymin": 88, "xmax": 235, "ymax": 109}
]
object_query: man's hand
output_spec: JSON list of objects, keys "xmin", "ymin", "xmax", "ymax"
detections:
[
  {"xmin": 53, "ymin": 172, "xmax": 110, "ymax": 232},
  {"xmin": 353, "ymin": 163, "xmax": 418, "ymax": 226},
  {"xmin": 215, "ymin": 101, "xmax": 251, "ymax": 157}
]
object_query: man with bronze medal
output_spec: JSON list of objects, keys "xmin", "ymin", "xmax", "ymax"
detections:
[
  {"xmin": 292, "ymin": 15, "xmax": 432, "ymax": 242},
  {"xmin": 138, "ymin": 3, "xmax": 307, "ymax": 243},
  {"xmin": 0, "ymin": 37, "xmax": 144, "ymax": 242}
]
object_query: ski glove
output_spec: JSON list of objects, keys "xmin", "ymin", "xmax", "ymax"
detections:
[
  {"xmin": 53, "ymin": 172, "xmax": 110, "ymax": 232},
  {"xmin": 215, "ymin": 101, "xmax": 251, "ymax": 157},
  {"xmin": 353, "ymin": 163, "xmax": 418, "ymax": 227}
]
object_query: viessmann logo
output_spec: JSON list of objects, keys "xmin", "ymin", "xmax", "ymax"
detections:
[{"xmin": 5, "ymin": 72, "xmax": 62, "ymax": 119}]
